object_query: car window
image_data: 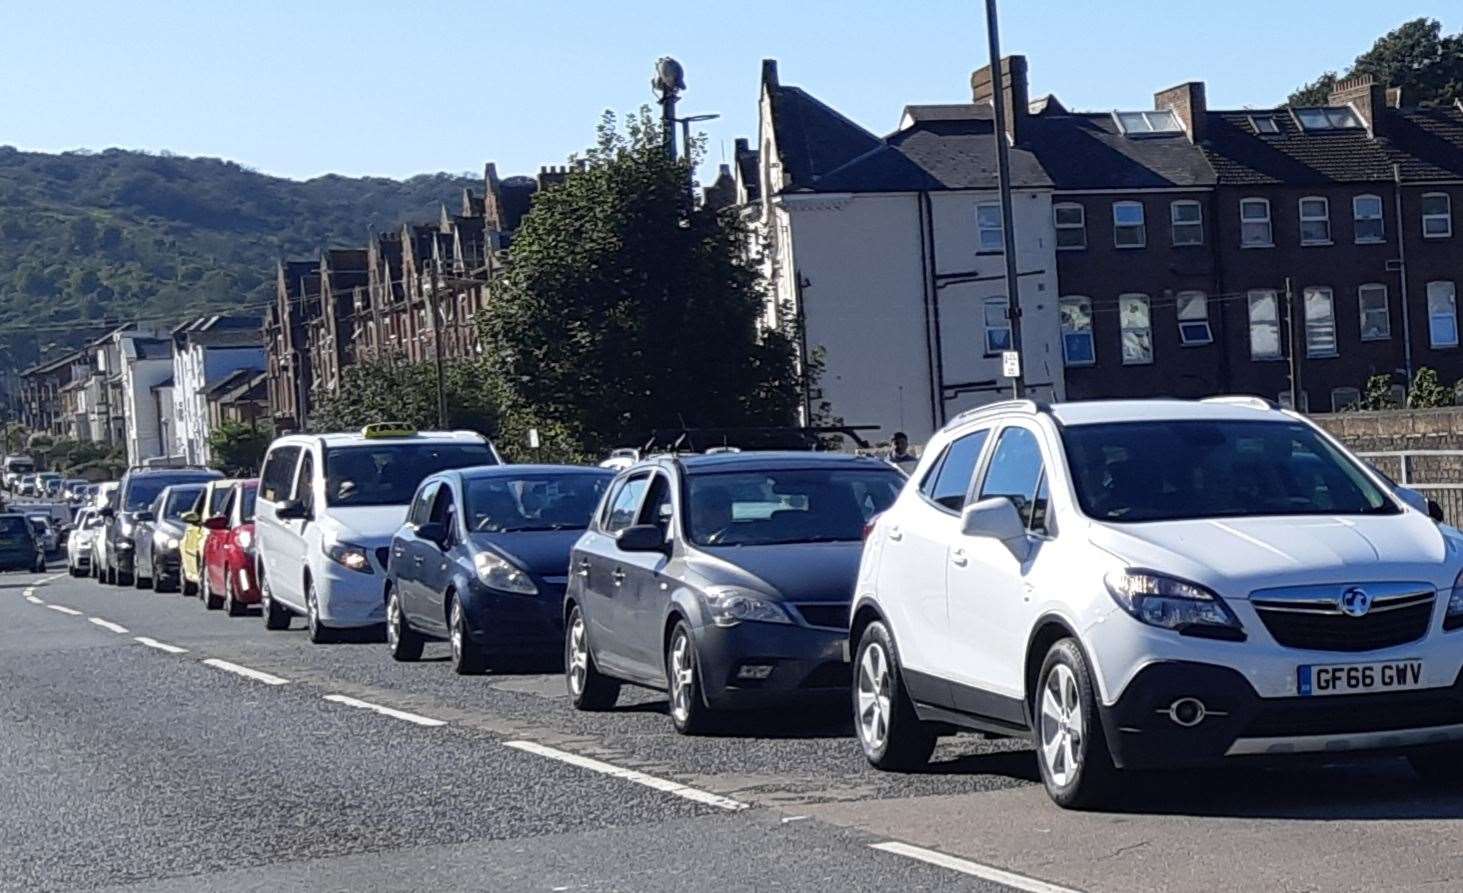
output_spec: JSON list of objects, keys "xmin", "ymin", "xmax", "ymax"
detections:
[
  {"xmin": 603, "ymin": 475, "xmax": 649, "ymax": 535},
  {"xmin": 409, "ymin": 482, "xmax": 438, "ymax": 527},
  {"xmin": 324, "ymin": 443, "xmax": 495, "ymax": 507},
  {"xmin": 979, "ymin": 426, "xmax": 1048, "ymax": 533},
  {"xmin": 922, "ymin": 429, "xmax": 990, "ymax": 511},
  {"xmin": 638, "ymin": 474, "xmax": 674, "ymax": 536},
  {"xmin": 260, "ymin": 446, "xmax": 301, "ymax": 502},
  {"xmin": 239, "ymin": 487, "xmax": 257, "ymax": 522},
  {"xmin": 431, "ymin": 487, "xmax": 459, "ymax": 542},
  {"xmin": 207, "ymin": 484, "xmax": 232, "ymax": 517},
  {"xmin": 123, "ymin": 473, "xmax": 219, "ymax": 512},
  {"xmin": 295, "ymin": 452, "xmax": 316, "ymax": 513},
  {"xmin": 0, "ymin": 516, "xmax": 31, "ymax": 541},
  {"xmin": 685, "ymin": 467, "xmax": 903, "ymax": 546},
  {"xmin": 465, "ymin": 472, "xmax": 611, "ymax": 533},
  {"xmin": 164, "ymin": 486, "xmax": 204, "ymax": 521}
]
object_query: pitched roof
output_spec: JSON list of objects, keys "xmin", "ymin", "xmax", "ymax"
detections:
[
  {"xmin": 766, "ymin": 80, "xmax": 883, "ymax": 190},
  {"xmin": 1385, "ymin": 105, "xmax": 1463, "ymax": 181},
  {"xmin": 1201, "ymin": 109, "xmax": 1395, "ymax": 185},
  {"xmin": 1021, "ymin": 112, "xmax": 1215, "ymax": 189},
  {"xmin": 204, "ymin": 366, "xmax": 265, "ymax": 400},
  {"xmin": 813, "ymin": 115, "xmax": 1051, "ymax": 192}
]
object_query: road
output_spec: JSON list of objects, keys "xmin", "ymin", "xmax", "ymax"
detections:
[{"xmin": 4, "ymin": 570, "xmax": 1463, "ymax": 892}]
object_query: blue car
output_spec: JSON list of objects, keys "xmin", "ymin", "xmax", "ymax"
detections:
[{"xmin": 385, "ymin": 464, "xmax": 613, "ymax": 674}]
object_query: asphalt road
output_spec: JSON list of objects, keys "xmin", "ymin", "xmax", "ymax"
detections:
[{"xmin": 6, "ymin": 566, "xmax": 1463, "ymax": 892}]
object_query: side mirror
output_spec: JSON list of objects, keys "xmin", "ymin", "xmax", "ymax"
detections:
[
  {"xmin": 181, "ymin": 511, "xmax": 201, "ymax": 525},
  {"xmin": 1394, "ymin": 485, "xmax": 1430, "ymax": 516},
  {"xmin": 134, "ymin": 510, "xmax": 155, "ymax": 523},
  {"xmin": 617, "ymin": 524, "xmax": 669, "ymax": 554},
  {"xmin": 276, "ymin": 499, "xmax": 309, "ymax": 521},
  {"xmin": 203, "ymin": 516, "xmax": 229, "ymax": 532},
  {"xmin": 1429, "ymin": 499, "xmax": 1446, "ymax": 524},
  {"xmin": 959, "ymin": 496, "xmax": 1032, "ymax": 562},
  {"xmin": 414, "ymin": 521, "xmax": 449, "ymax": 549},
  {"xmin": 99, "ymin": 507, "xmax": 115, "ymax": 519}
]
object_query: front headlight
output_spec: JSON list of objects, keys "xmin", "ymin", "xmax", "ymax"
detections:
[
  {"xmin": 1104, "ymin": 569, "xmax": 1243, "ymax": 639},
  {"xmin": 1446, "ymin": 569, "xmax": 1463, "ymax": 631},
  {"xmin": 700, "ymin": 586, "xmax": 791, "ymax": 628},
  {"xmin": 324, "ymin": 541, "xmax": 373, "ymax": 574},
  {"xmin": 473, "ymin": 551, "xmax": 537, "ymax": 595}
]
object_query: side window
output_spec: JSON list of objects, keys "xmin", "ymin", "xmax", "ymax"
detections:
[
  {"xmin": 259, "ymin": 446, "xmax": 300, "ymax": 502},
  {"xmin": 921, "ymin": 429, "xmax": 990, "ymax": 511},
  {"xmin": 430, "ymin": 486, "xmax": 458, "ymax": 542},
  {"xmin": 409, "ymin": 482, "xmax": 438, "ymax": 526},
  {"xmin": 218, "ymin": 489, "xmax": 235, "ymax": 521},
  {"xmin": 603, "ymin": 475, "xmax": 649, "ymax": 534},
  {"xmin": 979, "ymin": 426, "xmax": 1048, "ymax": 533},
  {"xmin": 295, "ymin": 451, "xmax": 316, "ymax": 513},
  {"xmin": 638, "ymin": 474, "xmax": 674, "ymax": 535}
]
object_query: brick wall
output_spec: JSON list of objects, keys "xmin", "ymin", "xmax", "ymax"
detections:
[{"xmin": 1316, "ymin": 407, "xmax": 1463, "ymax": 522}]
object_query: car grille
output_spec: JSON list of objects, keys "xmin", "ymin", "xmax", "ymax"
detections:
[
  {"xmin": 375, "ymin": 547, "xmax": 392, "ymax": 571},
  {"xmin": 1252, "ymin": 590, "xmax": 1435, "ymax": 652},
  {"xmin": 793, "ymin": 603, "xmax": 849, "ymax": 630}
]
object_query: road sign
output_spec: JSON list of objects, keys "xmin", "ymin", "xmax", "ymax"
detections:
[{"xmin": 1001, "ymin": 350, "xmax": 1021, "ymax": 379}]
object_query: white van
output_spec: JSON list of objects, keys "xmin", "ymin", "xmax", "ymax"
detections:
[{"xmin": 254, "ymin": 425, "xmax": 500, "ymax": 643}]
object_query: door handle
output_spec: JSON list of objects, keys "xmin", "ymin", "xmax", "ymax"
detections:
[
  {"xmin": 612, "ymin": 568, "xmax": 626, "ymax": 586},
  {"xmin": 951, "ymin": 548, "xmax": 968, "ymax": 567},
  {"xmin": 888, "ymin": 526, "xmax": 903, "ymax": 542},
  {"xmin": 576, "ymin": 559, "xmax": 590, "ymax": 578}
]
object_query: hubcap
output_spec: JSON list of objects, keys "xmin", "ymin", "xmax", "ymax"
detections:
[
  {"xmin": 669, "ymin": 630, "xmax": 695, "ymax": 723},
  {"xmin": 308, "ymin": 588, "xmax": 319, "ymax": 632},
  {"xmin": 856, "ymin": 641, "xmax": 892, "ymax": 752},
  {"xmin": 387, "ymin": 593, "xmax": 400, "ymax": 648},
  {"xmin": 1040, "ymin": 664, "xmax": 1083, "ymax": 787},
  {"xmin": 568, "ymin": 615, "xmax": 588, "ymax": 696},
  {"xmin": 450, "ymin": 601, "xmax": 463, "ymax": 662}
]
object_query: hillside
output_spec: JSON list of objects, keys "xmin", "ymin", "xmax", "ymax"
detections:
[{"xmin": 0, "ymin": 146, "xmax": 476, "ymax": 369}]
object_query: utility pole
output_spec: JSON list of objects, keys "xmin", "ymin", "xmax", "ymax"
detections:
[
  {"xmin": 1284, "ymin": 277, "xmax": 1303, "ymax": 411},
  {"xmin": 984, "ymin": 0, "xmax": 1025, "ymax": 398},
  {"xmin": 430, "ymin": 259, "xmax": 448, "ymax": 429}
]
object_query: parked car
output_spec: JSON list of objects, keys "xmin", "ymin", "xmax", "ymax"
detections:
[
  {"xmin": 99, "ymin": 466, "xmax": 222, "ymax": 585},
  {"xmin": 40, "ymin": 474, "xmax": 65, "ymax": 499},
  {"xmin": 132, "ymin": 483, "xmax": 207, "ymax": 592},
  {"xmin": 565, "ymin": 451, "xmax": 904, "ymax": 733},
  {"xmin": 200, "ymin": 479, "xmax": 259, "ymax": 614},
  {"xmin": 387, "ymin": 465, "xmax": 613, "ymax": 673},
  {"xmin": 63, "ymin": 479, "xmax": 90, "ymax": 503},
  {"xmin": 255, "ymin": 424, "xmax": 501, "ymax": 643},
  {"xmin": 851, "ymin": 396, "xmax": 1463, "ymax": 809},
  {"xmin": 3, "ymin": 455, "xmax": 35, "ymax": 489},
  {"xmin": 17, "ymin": 474, "xmax": 38, "ymax": 497},
  {"xmin": 92, "ymin": 482, "xmax": 117, "ymax": 511},
  {"xmin": 26, "ymin": 514, "xmax": 56, "ymax": 554},
  {"xmin": 0, "ymin": 513, "xmax": 45, "ymax": 572},
  {"xmin": 66, "ymin": 509, "xmax": 102, "ymax": 577},
  {"xmin": 180, "ymin": 478, "xmax": 238, "ymax": 597}
]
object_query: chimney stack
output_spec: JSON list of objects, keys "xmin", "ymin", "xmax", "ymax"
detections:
[
  {"xmin": 1154, "ymin": 81, "xmax": 1207, "ymax": 144},
  {"xmin": 1328, "ymin": 75, "xmax": 1387, "ymax": 136},
  {"xmin": 971, "ymin": 55, "xmax": 1029, "ymax": 144}
]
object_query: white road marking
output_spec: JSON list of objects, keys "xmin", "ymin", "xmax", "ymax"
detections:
[
  {"xmin": 503, "ymin": 740, "xmax": 747, "ymax": 811},
  {"xmin": 135, "ymin": 637, "xmax": 188, "ymax": 654},
  {"xmin": 88, "ymin": 617, "xmax": 128, "ymax": 634},
  {"xmin": 24, "ymin": 595, "xmax": 43, "ymax": 604},
  {"xmin": 322, "ymin": 694, "xmax": 446, "ymax": 727},
  {"xmin": 202, "ymin": 658, "xmax": 289, "ymax": 686},
  {"xmin": 44, "ymin": 604, "xmax": 82, "ymax": 616},
  {"xmin": 869, "ymin": 842, "xmax": 1082, "ymax": 893},
  {"xmin": 22, "ymin": 588, "xmax": 33, "ymax": 596}
]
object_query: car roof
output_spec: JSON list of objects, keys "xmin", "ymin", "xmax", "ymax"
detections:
[
  {"xmin": 1047, "ymin": 398, "xmax": 1291, "ymax": 426},
  {"xmin": 454, "ymin": 464, "xmax": 610, "ymax": 480},
  {"xmin": 280, "ymin": 430, "xmax": 490, "ymax": 448},
  {"xmin": 669, "ymin": 450, "xmax": 898, "ymax": 473}
]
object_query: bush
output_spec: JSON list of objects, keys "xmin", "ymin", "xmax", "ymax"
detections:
[{"xmin": 1408, "ymin": 367, "xmax": 1450, "ymax": 408}]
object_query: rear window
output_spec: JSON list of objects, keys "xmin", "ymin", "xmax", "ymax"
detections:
[
  {"xmin": 685, "ymin": 467, "xmax": 904, "ymax": 546},
  {"xmin": 240, "ymin": 487, "xmax": 257, "ymax": 522},
  {"xmin": 163, "ymin": 486, "xmax": 204, "ymax": 521},
  {"xmin": 325, "ymin": 442, "xmax": 496, "ymax": 507},
  {"xmin": 123, "ymin": 472, "xmax": 220, "ymax": 512},
  {"xmin": 0, "ymin": 516, "xmax": 32, "ymax": 542}
]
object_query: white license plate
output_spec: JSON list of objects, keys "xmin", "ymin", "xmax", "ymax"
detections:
[{"xmin": 1298, "ymin": 659, "xmax": 1424, "ymax": 697}]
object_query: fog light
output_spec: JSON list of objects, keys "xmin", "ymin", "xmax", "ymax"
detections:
[
  {"xmin": 736, "ymin": 664, "xmax": 774, "ymax": 680},
  {"xmin": 1167, "ymin": 697, "xmax": 1207, "ymax": 727}
]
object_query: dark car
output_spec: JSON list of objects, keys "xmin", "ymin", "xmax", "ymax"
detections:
[
  {"xmin": 100, "ymin": 466, "xmax": 222, "ymax": 586},
  {"xmin": 564, "ymin": 451, "xmax": 904, "ymax": 733},
  {"xmin": 0, "ymin": 513, "xmax": 46, "ymax": 572},
  {"xmin": 132, "ymin": 483, "xmax": 207, "ymax": 592},
  {"xmin": 386, "ymin": 465, "xmax": 613, "ymax": 674}
]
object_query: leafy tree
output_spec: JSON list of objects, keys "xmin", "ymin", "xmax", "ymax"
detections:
[
  {"xmin": 1290, "ymin": 18, "xmax": 1463, "ymax": 106},
  {"xmin": 309, "ymin": 359, "xmax": 500, "ymax": 436},
  {"xmin": 207, "ymin": 421, "xmax": 273, "ymax": 476},
  {"xmin": 477, "ymin": 109, "xmax": 807, "ymax": 460},
  {"xmin": 1408, "ymin": 366, "xmax": 1450, "ymax": 408},
  {"xmin": 1359, "ymin": 373, "xmax": 1400, "ymax": 410}
]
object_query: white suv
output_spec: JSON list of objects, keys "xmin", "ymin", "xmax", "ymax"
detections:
[
  {"xmin": 852, "ymin": 397, "xmax": 1463, "ymax": 808},
  {"xmin": 254, "ymin": 425, "xmax": 499, "ymax": 643}
]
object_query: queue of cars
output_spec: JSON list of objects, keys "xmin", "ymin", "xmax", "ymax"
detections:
[{"xmin": 22, "ymin": 397, "xmax": 1463, "ymax": 810}]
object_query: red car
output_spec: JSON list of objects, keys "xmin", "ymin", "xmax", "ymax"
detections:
[{"xmin": 201, "ymin": 479, "xmax": 259, "ymax": 616}]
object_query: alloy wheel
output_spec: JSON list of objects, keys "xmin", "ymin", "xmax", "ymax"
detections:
[
  {"xmin": 668, "ymin": 630, "xmax": 695, "ymax": 724},
  {"xmin": 307, "ymin": 589, "xmax": 319, "ymax": 635},
  {"xmin": 450, "ymin": 599, "xmax": 463, "ymax": 664},
  {"xmin": 567, "ymin": 615, "xmax": 589, "ymax": 697},
  {"xmin": 386, "ymin": 591, "xmax": 401, "ymax": 650},
  {"xmin": 856, "ymin": 640, "xmax": 892, "ymax": 753},
  {"xmin": 1040, "ymin": 663, "xmax": 1083, "ymax": 787}
]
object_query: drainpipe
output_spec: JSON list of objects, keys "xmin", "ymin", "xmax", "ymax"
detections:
[{"xmin": 1393, "ymin": 163, "xmax": 1414, "ymax": 386}]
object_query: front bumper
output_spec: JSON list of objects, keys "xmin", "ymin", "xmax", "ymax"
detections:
[
  {"xmin": 1098, "ymin": 660, "xmax": 1463, "ymax": 769},
  {"xmin": 462, "ymin": 581, "xmax": 564, "ymax": 653},
  {"xmin": 314, "ymin": 561, "xmax": 386, "ymax": 628},
  {"xmin": 693, "ymin": 620, "xmax": 849, "ymax": 710}
]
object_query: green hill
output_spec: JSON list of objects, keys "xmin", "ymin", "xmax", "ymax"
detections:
[{"xmin": 0, "ymin": 145, "xmax": 476, "ymax": 368}]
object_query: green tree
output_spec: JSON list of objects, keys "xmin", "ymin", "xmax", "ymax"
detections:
[
  {"xmin": 207, "ymin": 421, "xmax": 274, "ymax": 476},
  {"xmin": 1359, "ymin": 373, "xmax": 1400, "ymax": 410},
  {"xmin": 1408, "ymin": 366, "xmax": 1450, "ymax": 408},
  {"xmin": 1290, "ymin": 18, "xmax": 1463, "ymax": 106},
  {"xmin": 477, "ymin": 109, "xmax": 807, "ymax": 460},
  {"xmin": 309, "ymin": 359, "xmax": 500, "ymax": 436}
]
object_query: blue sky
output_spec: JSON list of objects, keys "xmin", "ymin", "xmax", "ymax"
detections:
[{"xmin": 2, "ymin": 2, "xmax": 1454, "ymax": 183}]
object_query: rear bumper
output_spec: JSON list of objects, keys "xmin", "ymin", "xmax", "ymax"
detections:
[
  {"xmin": 694, "ymin": 621, "xmax": 849, "ymax": 710},
  {"xmin": 1099, "ymin": 660, "xmax": 1463, "ymax": 769},
  {"xmin": 229, "ymin": 562, "xmax": 262, "ymax": 604}
]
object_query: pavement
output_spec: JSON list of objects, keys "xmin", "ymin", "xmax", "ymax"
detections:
[{"xmin": 4, "ymin": 567, "xmax": 1463, "ymax": 891}]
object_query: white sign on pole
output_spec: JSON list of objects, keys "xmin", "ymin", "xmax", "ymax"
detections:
[
  {"xmin": 1001, "ymin": 350, "xmax": 1021, "ymax": 379},
  {"xmin": 527, "ymin": 428, "xmax": 541, "ymax": 449}
]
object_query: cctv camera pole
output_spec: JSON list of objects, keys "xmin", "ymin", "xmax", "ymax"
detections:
[{"xmin": 984, "ymin": 0, "xmax": 1025, "ymax": 399}]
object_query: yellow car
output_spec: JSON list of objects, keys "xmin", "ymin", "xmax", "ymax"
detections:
[{"xmin": 181, "ymin": 478, "xmax": 237, "ymax": 596}]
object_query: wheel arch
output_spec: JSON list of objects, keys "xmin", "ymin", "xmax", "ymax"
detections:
[
  {"xmin": 1024, "ymin": 613, "xmax": 1096, "ymax": 726},
  {"xmin": 849, "ymin": 596, "xmax": 886, "ymax": 653}
]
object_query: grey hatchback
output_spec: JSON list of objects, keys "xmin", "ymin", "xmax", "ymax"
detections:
[{"xmin": 564, "ymin": 451, "xmax": 904, "ymax": 734}]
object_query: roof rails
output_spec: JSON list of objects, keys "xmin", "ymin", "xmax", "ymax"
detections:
[
  {"xmin": 1200, "ymin": 395, "xmax": 1279, "ymax": 411},
  {"xmin": 947, "ymin": 399, "xmax": 1051, "ymax": 427}
]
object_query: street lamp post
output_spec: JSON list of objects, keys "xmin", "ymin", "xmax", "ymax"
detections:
[
  {"xmin": 652, "ymin": 57, "xmax": 685, "ymax": 161},
  {"xmin": 983, "ymin": 0, "xmax": 1026, "ymax": 399}
]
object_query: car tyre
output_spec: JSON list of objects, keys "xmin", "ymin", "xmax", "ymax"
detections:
[
  {"xmin": 854, "ymin": 620, "xmax": 937, "ymax": 770},
  {"xmin": 223, "ymin": 574, "xmax": 247, "ymax": 617},
  {"xmin": 134, "ymin": 565, "xmax": 149, "ymax": 589},
  {"xmin": 261, "ymin": 573, "xmax": 290, "ymax": 631},
  {"xmin": 117, "ymin": 569, "xmax": 132, "ymax": 587},
  {"xmin": 1408, "ymin": 745, "xmax": 1463, "ymax": 787},
  {"xmin": 565, "ymin": 604, "xmax": 620, "ymax": 710},
  {"xmin": 1035, "ymin": 639, "xmax": 1119, "ymax": 810},
  {"xmin": 666, "ymin": 620, "xmax": 716, "ymax": 735},
  {"xmin": 305, "ymin": 580, "xmax": 335, "ymax": 644},
  {"xmin": 183, "ymin": 577, "xmax": 197, "ymax": 597},
  {"xmin": 386, "ymin": 586, "xmax": 424, "ymax": 661},
  {"xmin": 202, "ymin": 572, "xmax": 223, "ymax": 611},
  {"xmin": 448, "ymin": 594, "xmax": 487, "ymax": 675}
]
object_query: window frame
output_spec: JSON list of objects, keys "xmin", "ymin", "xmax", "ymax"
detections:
[
  {"xmin": 975, "ymin": 201, "xmax": 1005, "ymax": 253},
  {"xmin": 1249, "ymin": 114, "xmax": 1281, "ymax": 135},
  {"xmin": 599, "ymin": 472, "xmax": 651, "ymax": 533},
  {"xmin": 259, "ymin": 444, "xmax": 302, "ymax": 503},
  {"xmin": 1170, "ymin": 200, "xmax": 1204, "ymax": 246},
  {"xmin": 1052, "ymin": 203, "xmax": 1086, "ymax": 250},
  {"xmin": 1112, "ymin": 109, "xmax": 1183, "ymax": 136},
  {"xmin": 1112, "ymin": 201, "xmax": 1146, "ymax": 249},
  {"xmin": 975, "ymin": 423, "xmax": 1052, "ymax": 536},
  {"xmin": 1422, "ymin": 192, "xmax": 1453, "ymax": 239},
  {"xmin": 1059, "ymin": 296, "xmax": 1096, "ymax": 367},
  {"xmin": 1358, "ymin": 283, "xmax": 1391, "ymax": 341},
  {"xmin": 1176, "ymin": 290, "xmax": 1213, "ymax": 346},
  {"xmin": 1239, "ymin": 198, "xmax": 1273, "ymax": 248},
  {"xmin": 1298, "ymin": 196, "xmax": 1332, "ymax": 246},
  {"xmin": 1118, "ymin": 293, "xmax": 1153, "ymax": 365},
  {"xmin": 1302, "ymin": 285, "xmax": 1338, "ymax": 358},
  {"xmin": 1247, "ymin": 289, "xmax": 1283, "ymax": 360},
  {"xmin": 919, "ymin": 428, "xmax": 992, "ymax": 515},
  {"xmin": 1427, "ymin": 281, "xmax": 1459, "ymax": 349},
  {"xmin": 1353, "ymin": 194, "xmax": 1385, "ymax": 243},
  {"xmin": 983, "ymin": 297, "xmax": 1012, "ymax": 356}
]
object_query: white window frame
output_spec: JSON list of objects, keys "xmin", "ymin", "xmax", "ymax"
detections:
[
  {"xmin": 1112, "ymin": 201, "xmax": 1146, "ymax": 249},
  {"xmin": 1113, "ymin": 110, "xmax": 1183, "ymax": 136},
  {"xmin": 1119, "ymin": 293, "xmax": 1153, "ymax": 365},
  {"xmin": 1249, "ymin": 115, "xmax": 1280, "ymax": 135},
  {"xmin": 1353, "ymin": 194, "xmax": 1385, "ymax": 243},
  {"xmin": 1176, "ymin": 291, "xmax": 1212, "ymax": 345},
  {"xmin": 1247, "ymin": 289, "xmax": 1282, "ymax": 360},
  {"xmin": 1427, "ymin": 281, "xmax": 1458, "ymax": 348},
  {"xmin": 1059, "ymin": 296, "xmax": 1095, "ymax": 367},
  {"xmin": 1170, "ymin": 200, "xmax": 1203, "ymax": 246},
  {"xmin": 976, "ymin": 201, "xmax": 1004, "ymax": 252},
  {"xmin": 1302, "ymin": 286, "xmax": 1337, "ymax": 358},
  {"xmin": 1331, "ymin": 387, "xmax": 1361, "ymax": 413},
  {"xmin": 983, "ymin": 297, "xmax": 1012, "ymax": 354},
  {"xmin": 1053, "ymin": 203, "xmax": 1086, "ymax": 250},
  {"xmin": 1240, "ymin": 198, "xmax": 1273, "ymax": 247},
  {"xmin": 1422, "ymin": 192, "xmax": 1453, "ymax": 239},
  {"xmin": 1298, "ymin": 196, "xmax": 1332, "ymax": 246},
  {"xmin": 1358, "ymin": 283, "xmax": 1390, "ymax": 341}
]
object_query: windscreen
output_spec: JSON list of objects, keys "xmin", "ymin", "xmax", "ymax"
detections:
[
  {"xmin": 325, "ymin": 443, "xmax": 495, "ymax": 507},
  {"xmin": 125, "ymin": 474, "xmax": 218, "ymax": 512},
  {"xmin": 685, "ymin": 467, "xmax": 903, "ymax": 546},
  {"xmin": 0, "ymin": 516, "xmax": 32, "ymax": 543},
  {"xmin": 163, "ymin": 486, "xmax": 204, "ymax": 521},
  {"xmin": 1062, "ymin": 420, "xmax": 1395, "ymax": 523},
  {"xmin": 465, "ymin": 472, "xmax": 611, "ymax": 532}
]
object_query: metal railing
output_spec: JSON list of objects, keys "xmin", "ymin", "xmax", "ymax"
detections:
[{"xmin": 1357, "ymin": 449, "xmax": 1463, "ymax": 523}]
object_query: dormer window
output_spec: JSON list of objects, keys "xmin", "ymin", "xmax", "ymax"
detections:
[
  {"xmin": 1292, "ymin": 107, "xmax": 1363, "ymax": 130},
  {"xmin": 1249, "ymin": 114, "xmax": 1281, "ymax": 135},
  {"xmin": 1113, "ymin": 109, "xmax": 1183, "ymax": 136}
]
